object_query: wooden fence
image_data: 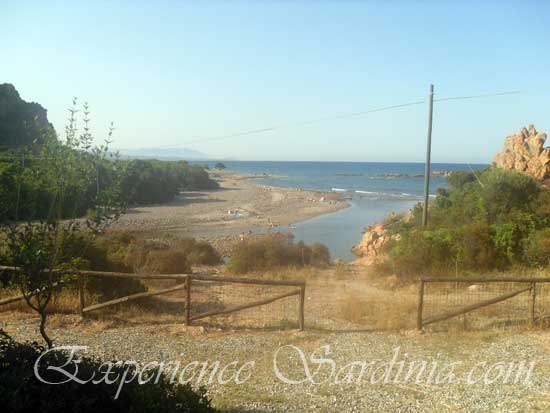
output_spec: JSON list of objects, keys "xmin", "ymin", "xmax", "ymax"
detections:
[
  {"xmin": 0, "ymin": 266, "xmax": 306, "ymax": 330},
  {"xmin": 417, "ymin": 277, "xmax": 550, "ymax": 331}
]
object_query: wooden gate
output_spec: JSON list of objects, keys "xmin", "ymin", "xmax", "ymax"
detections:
[
  {"xmin": 417, "ymin": 277, "xmax": 550, "ymax": 331},
  {"xmin": 0, "ymin": 266, "xmax": 306, "ymax": 330}
]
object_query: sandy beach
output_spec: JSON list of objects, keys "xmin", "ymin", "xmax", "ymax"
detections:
[{"xmin": 113, "ymin": 170, "xmax": 349, "ymax": 234}]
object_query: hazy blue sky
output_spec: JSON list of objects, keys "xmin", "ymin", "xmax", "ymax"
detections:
[{"xmin": 3, "ymin": 1, "xmax": 550, "ymax": 162}]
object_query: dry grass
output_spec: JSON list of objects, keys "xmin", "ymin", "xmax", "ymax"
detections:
[
  {"xmin": 338, "ymin": 291, "xmax": 418, "ymax": 330},
  {"xmin": 2, "ymin": 263, "xmax": 549, "ymax": 335},
  {"xmin": 0, "ymin": 288, "xmax": 81, "ymax": 314}
]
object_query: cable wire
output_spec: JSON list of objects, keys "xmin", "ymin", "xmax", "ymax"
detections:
[
  {"xmin": 164, "ymin": 89, "xmax": 521, "ymax": 147},
  {"xmin": 169, "ymin": 100, "xmax": 427, "ymax": 146},
  {"xmin": 434, "ymin": 90, "xmax": 521, "ymax": 102}
]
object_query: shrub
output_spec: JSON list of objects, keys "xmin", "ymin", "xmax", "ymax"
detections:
[
  {"xmin": 480, "ymin": 168, "xmax": 540, "ymax": 222},
  {"xmin": 60, "ymin": 232, "xmax": 147, "ymax": 300},
  {"xmin": 389, "ymin": 228, "xmax": 455, "ymax": 276},
  {"xmin": 455, "ymin": 222, "xmax": 500, "ymax": 271},
  {"xmin": 381, "ymin": 167, "xmax": 550, "ymax": 277},
  {"xmin": 120, "ymin": 160, "xmax": 218, "ymax": 206},
  {"xmin": 172, "ymin": 238, "xmax": 221, "ymax": 266},
  {"xmin": 446, "ymin": 170, "xmax": 478, "ymax": 189},
  {"xmin": 227, "ymin": 234, "xmax": 330, "ymax": 274},
  {"xmin": 144, "ymin": 249, "xmax": 191, "ymax": 274},
  {"xmin": 525, "ymin": 228, "xmax": 550, "ymax": 267},
  {"xmin": 0, "ymin": 330, "xmax": 216, "ymax": 413}
]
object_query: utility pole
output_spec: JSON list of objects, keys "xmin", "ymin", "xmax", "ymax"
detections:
[{"xmin": 422, "ymin": 84, "xmax": 434, "ymax": 227}]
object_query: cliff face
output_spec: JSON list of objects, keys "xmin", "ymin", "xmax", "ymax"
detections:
[
  {"xmin": 0, "ymin": 83, "xmax": 55, "ymax": 148},
  {"xmin": 493, "ymin": 125, "xmax": 550, "ymax": 180}
]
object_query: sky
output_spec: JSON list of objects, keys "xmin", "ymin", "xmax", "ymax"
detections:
[{"xmin": 3, "ymin": 0, "xmax": 550, "ymax": 163}]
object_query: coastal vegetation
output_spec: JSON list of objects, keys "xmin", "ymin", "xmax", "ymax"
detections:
[
  {"xmin": 377, "ymin": 167, "xmax": 550, "ymax": 277},
  {"xmin": 228, "ymin": 234, "xmax": 330, "ymax": 274},
  {"xmin": 120, "ymin": 159, "xmax": 218, "ymax": 206},
  {"xmin": 0, "ymin": 83, "xmax": 218, "ymax": 221},
  {"xmin": 0, "ymin": 86, "xmax": 218, "ymax": 347},
  {"xmin": 0, "ymin": 86, "xmax": 221, "ymax": 410}
]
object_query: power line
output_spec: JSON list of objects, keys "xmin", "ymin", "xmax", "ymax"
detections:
[
  {"xmin": 434, "ymin": 90, "xmax": 521, "ymax": 102},
  {"xmin": 0, "ymin": 88, "xmax": 522, "ymax": 152},
  {"xmin": 164, "ymin": 89, "xmax": 520, "ymax": 147},
  {"xmin": 175, "ymin": 99, "xmax": 427, "ymax": 146}
]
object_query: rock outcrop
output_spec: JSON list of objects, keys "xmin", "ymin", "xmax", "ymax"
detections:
[
  {"xmin": 493, "ymin": 125, "xmax": 550, "ymax": 180},
  {"xmin": 0, "ymin": 83, "xmax": 55, "ymax": 148},
  {"xmin": 351, "ymin": 222, "xmax": 401, "ymax": 266}
]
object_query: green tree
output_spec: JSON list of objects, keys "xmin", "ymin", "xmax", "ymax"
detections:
[{"xmin": 1, "ymin": 99, "xmax": 124, "ymax": 348}]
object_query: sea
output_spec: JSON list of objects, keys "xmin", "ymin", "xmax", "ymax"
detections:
[{"xmin": 193, "ymin": 161, "xmax": 487, "ymax": 261}]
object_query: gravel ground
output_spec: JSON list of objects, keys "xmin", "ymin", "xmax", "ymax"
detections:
[{"xmin": 2, "ymin": 301, "xmax": 549, "ymax": 412}]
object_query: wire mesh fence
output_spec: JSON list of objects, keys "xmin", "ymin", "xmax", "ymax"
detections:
[
  {"xmin": 188, "ymin": 279, "xmax": 302, "ymax": 329},
  {"xmin": 0, "ymin": 267, "xmax": 306, "ymax": 330},
  {"xmin": 420, "ymin": 278, "xmax": 550, "ymax": 331}
]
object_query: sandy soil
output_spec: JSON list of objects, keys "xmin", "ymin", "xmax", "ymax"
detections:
[{"xmin": 113, "ymin": 171, "xmax": 348, "ymax": 234}]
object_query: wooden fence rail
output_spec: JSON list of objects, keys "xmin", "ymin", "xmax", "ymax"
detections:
[
  {"xmin": 0, "ymin": 266, "xmax": 306, "ymax": 330},
  {"xmin": 417, "ymin": 277, "xmax": 550, "ymax": 331}
]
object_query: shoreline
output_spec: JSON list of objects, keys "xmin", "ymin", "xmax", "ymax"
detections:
[{"xmin": 112, "ymin": 170, "xmax": 350, "ymax": 235}]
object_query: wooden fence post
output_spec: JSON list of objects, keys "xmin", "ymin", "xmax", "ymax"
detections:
[
  {"xmin": 529, "ymin": 282, "xmax": 536, "ymax": 326},
  {"xmin": 299, "ymin": 284, "xmax": 305, "ymax": 331},
  {"xmin": 78, "ymin": 273, "xmax": 86, "ymax": 318},
  {"xmin": 417, "ymin": 280, "xmax": 425, "ymax": 331},
  {"xmin": 185, "ymin": 276, "xmax": 191, "ymax": 326}
]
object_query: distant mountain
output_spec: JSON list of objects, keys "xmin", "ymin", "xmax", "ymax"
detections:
[{"xmin": 117, "ymin": 147, "xmax": 209, "ymax": 160}]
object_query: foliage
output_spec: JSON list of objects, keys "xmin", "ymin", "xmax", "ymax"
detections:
[
  {"xmin": 120, "ymin": 159, "xmax": 218, "ymax": 206},
  {"xmin": 0, "ymin": 85, "xmax": 218, "ymax": 220},
  {"xmin": 214, "ymin": 162, "xmax": 226, "ymax": 170},
  {"xmin": 94, "ymin": 234, "xmax": 220, "ymax": 271},
  {"xmin": 227, "ymin": 234, "xmax": 330, "ymax": 274},
  {"xmin": 0, "ymin": 331, "xmax": 216, "ymax": 413},
  {"xmin": 383, "ymin": 167, "xmax": 550, "ymax": 276},
  {"xmin": 67, "ymin": 234, "xmax": 220, "ymax": 297},
  {"xmin": 170, "ymin": 237, "xmax": 221, "ymax": 266},
  {"xmin": 142, "ymin": 249, "xmax": 191, "ymax": 274},
  {"xmin": 0, "ymin": 99, "xmax": 124, "ymax": 223},
  {"xmin": 0, "ymin": 99, "xmax": 125, "ymax": 347},
  {"xmin": 525, "ymin": 228, "xmax": 550, "ymax": 267}
]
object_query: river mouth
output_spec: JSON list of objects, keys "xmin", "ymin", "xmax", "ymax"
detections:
[
  {"xmin": 177, "ymin": 195, "xmax": 419, "ymax": 262},
  {"xmin": 186, "ymin": 161, "xmax": 488, "ymax": 261}
]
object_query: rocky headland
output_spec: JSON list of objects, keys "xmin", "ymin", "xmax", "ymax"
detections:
[
  {"xmin": 493, "ymin": 124, "xmax": 550, "ymax": 180},
  {"xmin": 354, "ymin": 125, "xmax": 550, "ymax": 265}
]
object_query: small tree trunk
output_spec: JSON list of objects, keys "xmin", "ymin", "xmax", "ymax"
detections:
[{"xmin": 39, "ymin": 310, "xmax": 53, "ymax": 349}]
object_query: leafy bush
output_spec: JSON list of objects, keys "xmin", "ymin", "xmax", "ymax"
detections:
[
  {"xmin": 0, "ymin": 330, "xmax": 216, "ymax": 413},
  {"xmin": 480, "ymin": 168, "xmax": 540, "ymax": 221},
  {"xmin": 172, "ymin": 238, "xmax": 221, "ymax": 266},
  {"xmin": 389, "ymin": 228, "xmax": 456, "ymax": 276},
  {"xmin": 227, "ymin": 234, "xmax": 330, "ymax": 274},
  {"xmin": 120, "ymin": 160, "xmax": 218, "ymax": 206},
  {"xmin": 143, "ymin": 249, "xmax": 191, "ymax": 274},
  {"xmin": 56, "ymin": 231, "xmax": 147, "ymax": 301},
  {"xmin": 382, "ymin": 167, "xmax": 550, "ymax": 276},
  {"xmin": 525, "ymin": 228, "xmax": 550, "ymax": 267}
]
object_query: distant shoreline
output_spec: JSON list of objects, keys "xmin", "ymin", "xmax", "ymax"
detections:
[{"xmin": 112, "ymin": 170, "xmax": 350, "ymax": 235}]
